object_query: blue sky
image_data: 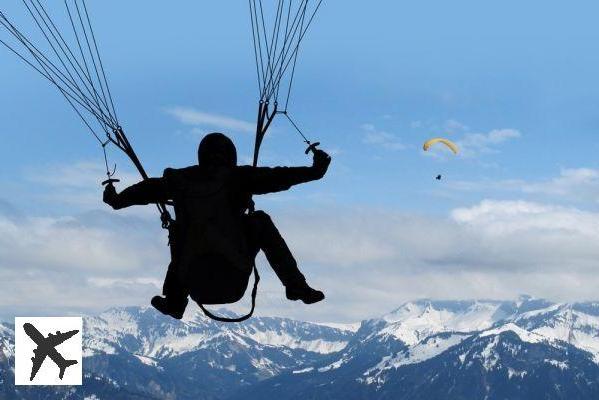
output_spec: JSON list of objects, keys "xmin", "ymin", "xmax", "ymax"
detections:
[{"xmin": 2, "ymin": 1, "xmax": 599, "ymax": 322}]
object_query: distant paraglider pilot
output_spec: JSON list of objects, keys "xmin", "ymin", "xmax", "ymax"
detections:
[{"xmin": 103, "ymin": 132, "xmax": 331, "ymax": 319}]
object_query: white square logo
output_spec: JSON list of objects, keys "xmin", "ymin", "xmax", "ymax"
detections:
[{"xmin": 14, "ymin": 317, "xmax": 82, "ymax": 386}]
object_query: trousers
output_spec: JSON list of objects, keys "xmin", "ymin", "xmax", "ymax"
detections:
[{"xmin": 162, "ymin": 210, "xmax": 306, "ymax": 304}]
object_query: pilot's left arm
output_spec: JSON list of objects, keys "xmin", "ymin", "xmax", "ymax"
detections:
[{"xmin": 103, "ymin": 177, "xmax": 170, "ymax": 210}]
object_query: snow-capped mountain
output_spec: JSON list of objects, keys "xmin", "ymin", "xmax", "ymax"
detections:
[
  {"xmin": 0, "ymin": 306, "xmax": 353, "ymax": 400},
  {"xmin": 84, "ymin": 306, "xmax": 350, "ymax": 360},
  {"xmin": 239, "ymin": 297, "xmax": 599, "ymax": 400},
  {"xmin": 3, "ymin": 296, "xmax": 599, "ymax": 399}
]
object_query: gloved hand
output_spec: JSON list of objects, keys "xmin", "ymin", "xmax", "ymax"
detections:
[
  {"xmin": 103, "ymin": 183, "xmax": 120, "ymax": 209},
  {"xmin": 313, "ymin": 148, "xmax": 331, "ymax": 167},
  {"xmin": 312, "ymin": 149, "xmax": 331, "ymax": 176}
]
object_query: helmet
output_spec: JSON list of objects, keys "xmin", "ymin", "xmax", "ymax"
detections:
[{"xmin": 197, "ymin": 132, "xmax": 237, "ymax": 168}]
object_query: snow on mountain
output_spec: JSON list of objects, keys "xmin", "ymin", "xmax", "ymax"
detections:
[
  {"xmin": 379, "ymin": 300, "xmax": 514, "ymax": 345},
  {"xmin": 314, "ymin": 322, "xmax": 361, "ymax": 332},
  {"xmin": 0, "ymin": 323, "xmax": 13, "ymax": 360},
  {"xmin": 82, "ymin": 305, "xmax": 351, "ymax": 361},
  {"xmin": 481, "ymin": 322, "xmax": 546, "ymax": 343},
  {"xmin": 237, "ymin": 297, "xmax": 599, "ymax": 400},
  {"xmin": 514, "ymin": 302, "xmax": 599, "ymax": 362},
  {"xmin": 297, "ymin": 297, "xmax": 599, "ymax": 390},
  {"xmin": 369, "ymin": 332, "xmax": 470, "ymax": 372}
]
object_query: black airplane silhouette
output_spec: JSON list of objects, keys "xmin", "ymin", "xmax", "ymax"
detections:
[{"xmin": 23, "ymin": 323, "xmax": 79, "ymax": 381}]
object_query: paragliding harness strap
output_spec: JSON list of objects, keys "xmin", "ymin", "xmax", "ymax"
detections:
[{"xmin": 198, "ymin": 264, "xmax": 260, "ymax": 323}]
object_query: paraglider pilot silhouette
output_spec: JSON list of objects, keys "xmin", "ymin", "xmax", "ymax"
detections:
[{"xmin": 103, "ymin": 132, "xmax": 331, "ymax": 319}]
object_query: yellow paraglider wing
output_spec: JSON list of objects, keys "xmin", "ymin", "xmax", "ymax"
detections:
[{"xmin": 423, "ymin": 138, "xmax": 459, "ymax": 154}]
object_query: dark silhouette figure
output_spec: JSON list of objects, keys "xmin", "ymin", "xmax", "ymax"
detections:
[
  {"xmin": 103, "ymin": 132, "xmax": 331, "ymax": 319},
  {"xmin": 436, "ymin": 174, "xmax": 442, "ymax": 180},
  {"xmin": 23, "ymin": 323, "xmax": 79, "ymax": 381}
]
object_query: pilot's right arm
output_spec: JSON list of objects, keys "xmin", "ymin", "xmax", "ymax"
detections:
[{"xmin": 239, "ymin": 149, "xmax": 332, "ymax": 195}]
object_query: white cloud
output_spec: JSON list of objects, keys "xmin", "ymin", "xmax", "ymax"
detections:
[
  {"xmin": 22, "ymin": 162, "xmax": 159, "ymax": 219},
  {"xmin": 259, "ymin": 199, "xmax": 599, "ymax": 321},
  {"xmin": 451, "ymin": 200, "xmax": 599, "ymax": 266},
  {"xmin": 361, "ymin": 124, "xmax": 406, "ymax": 151},
  {"xmin": 3, "ymin": 197, "xmax": 599, "ymax": 322},
  {"xmin": 166, "ymin": 107, "xmax": 255, "ymax": 133},
  {"xmin": 25, "ymin": 162, "xmax": 109, "ymax": 189},
  {"xmin": 88, "ymin": 277, "xmax": 162, "ymax": 289},
  {"xmin": 445, "ymin": 168, "xmax": 599, "ymax": 206},
  {"xmin": 522, "ymin": 168, "xmax": 599, "ymax": 202},
  {"xmin": 444, "ymin": 119, "xmax": 469, "ymax": 134},
  {"xmin": 274, "ymin": 202, "xmax": 599, "ymax": 275},
  {"xmin": 0, "ymin": 201, "xmax": 169, "ymax": 317},
  {"xmin": 457, "ymin": 128, "xmax": 521, "ymax": 157}
]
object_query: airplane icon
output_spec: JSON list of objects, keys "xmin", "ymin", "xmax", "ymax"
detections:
[{"xmin": 23, "ymin": 322, "xmax": 79, "ymax": 381}]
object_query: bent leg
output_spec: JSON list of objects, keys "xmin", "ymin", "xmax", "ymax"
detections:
[
  {"xmin": 162, "ymin": 261, "xmax": 188, "ymax": 300},
  {"xmin": 150, "ymin": 262, "xmax": 188, "ymax": 319},
  {"xmin": 248, "ymin": 211, "xmax": 324, "ymax": 304},
  {"xmin": 248, "ymin": 211, "xmax": 306, "ymax": 287},
  {"xmin": 154, "ymin": 233, "xmax": 189, "ymax": 319}
]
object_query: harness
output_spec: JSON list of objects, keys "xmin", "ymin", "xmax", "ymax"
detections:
[{"xmin": 198, "ymin": 266, "xmax": 260, "ymax": 323}]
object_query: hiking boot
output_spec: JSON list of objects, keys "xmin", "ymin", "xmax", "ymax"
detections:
[
  {"xmin": 286, "ymin": 285, "xmax": 325, "ymax": 304},
  {"xmin": 151, "ymin": 296, "xmax": 188, "ymax": 320}
]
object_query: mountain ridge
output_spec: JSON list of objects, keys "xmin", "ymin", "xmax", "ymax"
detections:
[{"xmin": 2, "ymin": 296, "xmax": 599, "ymax": 399}]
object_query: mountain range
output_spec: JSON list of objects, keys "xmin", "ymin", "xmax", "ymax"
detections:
[{"xmin": 2, "ymin": 296, "xmax": 599, "ymax": 399}]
